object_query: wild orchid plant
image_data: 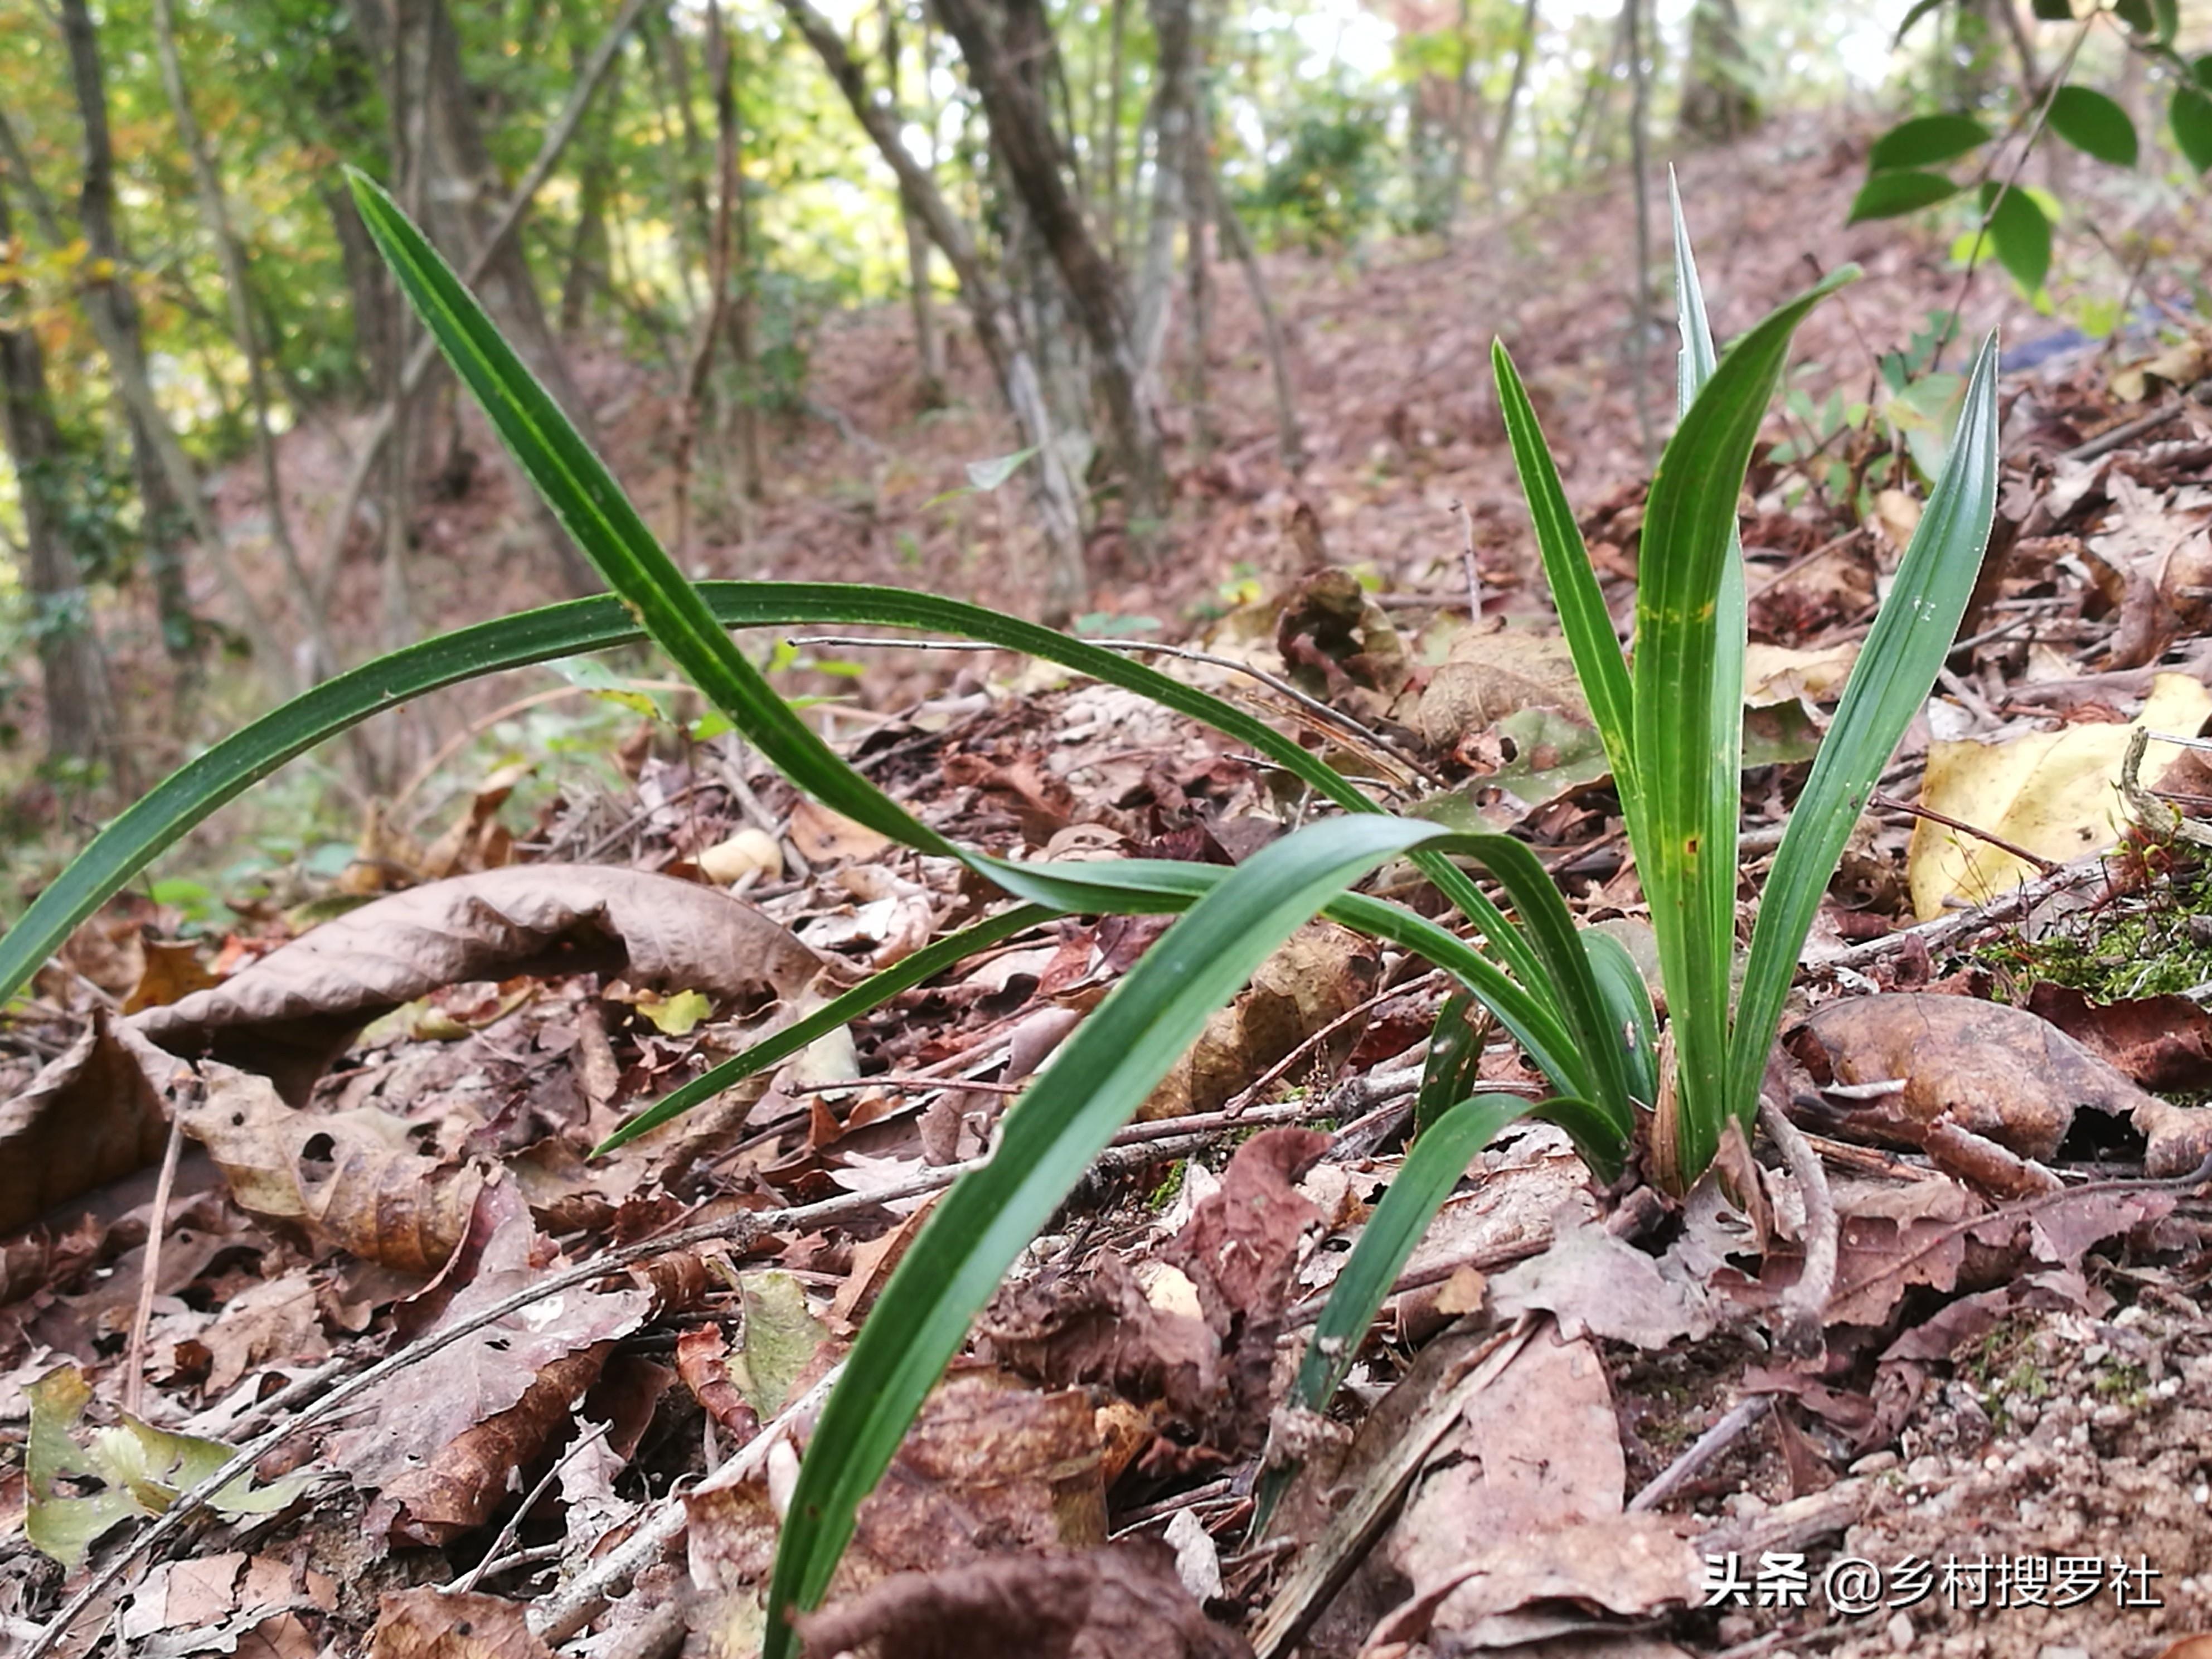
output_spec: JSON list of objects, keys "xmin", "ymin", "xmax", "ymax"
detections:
[{"xmin": 0, "ymin": 172, "xmax": 1996, "ymax": 1653}]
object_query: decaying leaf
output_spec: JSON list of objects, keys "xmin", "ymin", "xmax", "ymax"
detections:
[
  {"xmin": 2024, "ymin": 982, "xmax": 2212, "ymax": 1093},
  {"xmin": 179, "ymin": 1065, "xmax": 484, "ymax": 1275},
  {"xmin": 1794, "ymin": 992, "xmax": 2212, "ymax": 1177},
  {"xmin": 1908, "ymin": 673, "xmax": 2212, "ymax": 919},
  {"xmin": 1489, "ymin": 1204, "xmax": 1721, "ymax": 1349},
  {"xmin": 327, "ymin": 1189, "xmax": 647, "ymax": 1503},
  {"xmin": 0, "ymin": 1011, "xmax": 181, "ymax": 1234},
  {"xmin": 1374, "ymin": 1330, "xmax": 1701, "ymax": 1650},
  {"xmin": 793, "ymin": 1541, "xmax": 1250, "ymax": 1659},
  {"xmin": 136, "ymin": 865, "xmax": 828, "ymax": 1103},
  {"xmin": 687, "ymin": 1372, "xmax": 1105, "ymax": 1607},
  {"xmin": 367, "ymin": 1588, "xmax": 555, "ymax": 1658},
  {"xmin": 25, "ymin": 1364, "xmax": 312, "ymax": 1568},
  {"xmin": 116, "ymin": 1551, "xmax": 336, "ymax": 1659},
  {"xmin": 1139, "ymin": 927, "xmax": 1377, "ymax": 1120}
]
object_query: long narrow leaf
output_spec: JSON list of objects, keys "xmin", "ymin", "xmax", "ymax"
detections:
[
  {"xmin": 761, "ymin": 815, "xmax": 1451, "ymax": 1657},
  {"xmin": 1671, "ymin": 187, "xmax": 1749, "ymax": 1154},
  {"xmin": 1729, "ymin": 333, "xmax": 2001, "ymax": 1114},
  {"xmin": 1634, "ymin": 264, "xmax": 1856, "ymax": 1180},
  {"xmin": 1582, "ymin": 929, "xmax": 1657, "ymax": 1110},
  {"xmin": 347, "ymin": 170, "xmax": 959, "ymax": 860},
  {"xmin": 352, "ymin": 170, "xmax": 1533, "ymax": 1020},
  {"xmin": 595, "ymin": 904, "xmax": 1057, "ymax": 1153},
  {"xmin": 0, "ymin": 583, "xmax": 1356, "ymax": 1012},
  {"xmin": 1492, "ymin": 343, "xmax": 1637, "ymax": 802},
  {"xmin": 1252, "ymin": 1089, "xmax": 1536, "ymax": 1535}
]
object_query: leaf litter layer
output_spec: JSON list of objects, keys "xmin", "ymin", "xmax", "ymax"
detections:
[{"xmin": 7, "ymin": 129, "xmax": 2212, "ymax": 1659}]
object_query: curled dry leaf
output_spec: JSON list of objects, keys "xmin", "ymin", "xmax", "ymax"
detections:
[
  {"xmin": 327, "ymin": 1190, "xmax": 647, "ymax": 1507},
  {"xmin": 0, "ymin": 1010, "xmax": 179, "ymax": 1234},
  {"xmin": 1489, "ymin": 1203, "xmax": 1721, "ymax": 1350},
  {"xmin": 1139, "ymin": 926, "xmax": 1377, "ymax": 1121},
  {"xmin": 794, "ymin": 1541, "xmax": 1251, "ymax": 1659},
  {"xmin": 179, "ymin": 1064, "xmax": 484, "ymax": 1274},
  {"xmin": 372, "ymin": 1343, "xmax": 615, "ymax": 1545},
  {"xmin": 135, "ymin": 865, "xmax": 829, "ymax": 1104},
  {"xmin": 368, "ymin": 1588, "xmax": 555, "ymax": 1659},
  {"xmin": 117, "ymin": 1551, "xmax": 336, "ymax": 1659},
  {"xmin": 1794, "ymin": 992, "xmax": 2212, "ymax": 1177}
]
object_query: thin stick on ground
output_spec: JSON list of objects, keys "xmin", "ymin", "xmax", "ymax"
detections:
[
  {"xmin": 1760, "ymin": 1094, "xmax": 1837, "ymax": 1355},
  {"xmin": 1627, "ymin": 1394, "xmax": 1774, "ymax": 1512},
  {"xmin": 122, "ymin": 1117, "xmax": 185, "ymax": 1420}
]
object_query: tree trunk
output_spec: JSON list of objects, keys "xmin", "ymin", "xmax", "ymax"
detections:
[
  {"xmin": 346, "ymin": 0, "xmax": 607, "ymax": 597},
  {"xmin": 557, "ymin": 26, "xmax": 623, "ymax": 336},
  {"xmin": 1484, "ymin": 0, "xmax": 1541, "ymax": 196},
  {"xmin": 152, "ymin": 0, "xmax": 342, "ymax": 680},
  {"xmin": 780, "ymin": 0, "xmax": 1089, "ymax": 619},
  {"xmin": 1133, "ymin": 0, "xmax": 1195, "ymax": 392},
  {"xmin": 1205, "ymin": 162, "xmax": 1304, "ymax": 473},
  {"xmin": 56, "ymin": 0, "xmax": 202, "ymax": 674},
  {"xmin": 1102, "ymin": 0, "xmax": 1130, "ymax": 259},
  {"xmin": 0, "ymin": 180, "xmax": 115, "ymax": 770},
  {"xmin": 884, "ymin": 0, "xmax": 946, "ymax": 405},
  {"xmin": 312, "ymin": 0, "xmax": 644, "ymax": 615},
  {"xmin": 1676, "ymin": 0, "xmax": 1757, "ymax": 143},
  {"xmin": 933, "ymin": 0, "xmax": 1167, "ymax": 553}
]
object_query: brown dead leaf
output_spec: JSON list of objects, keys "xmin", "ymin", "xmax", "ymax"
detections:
[
  {"xmin": 788, "ymin": 797, "xmax": 893, "ymax": 864},
  {"xmin": 121, "ymin": 940, "xmax": 220, "ymax": 1015},
  {"xmin": 117, "ymin": 1552, "xmax": 334, "ymax": 1657},
  {"xmin": 0, "ymin": 1011, "xmax": 181, "ymax": 1233},
  {"xmin": 2023, "ymin": 982, "xmax": 2212, "ymax": 1093},
  {"xmin": 981, "ymin": 1249, "xmax": 1223, "ymax": 1429},
  {"xmin": 179, "ymin": 1065, "xmax": 483, "ymax": 1275},
  {"xmin": 1140, "ymin": 925, "xmax": 1377, "ymax": 1120},
  {"xmin": 136, "ymin": 865, "xmax": 827, "ymax": 1104},
  {"xmin": 368, "ymin": 1588, "xmax": 554, "ymax": 1658},
  {"xmin": 328, "ymin": 1187, "xmax": 646, "ymax": 1497},
  {"xmin": 419, "ymin": 761, "xmax": 529, "ymax": 881},
  {"xmin": 1278, "ymin": 568, "xmax": 1410, "ymax": 712},
  {"xmin": 373, "ymin": 1343, "xmax": 614, "ymax": 1545},
  {"xmin": 1414, "ymin": 627, "xmax": 1589, "ymax": 758},
  {"xmin": 1794, "ymin": 992, "xmax": 2212, "ymax": 1177},
  {"xmin": 676, "ymin": 1325, "xmax": 761, "ymax": 1439},
  {"xmin": 1488, "ymin": 1205, "xmax": 1720, "ymax": 1349},
  {"xmin": 794, "ymin": 1541, "xmax": 1250, "ymax": 1659},
  {"xmin": 687, "ymin": 1372, "xmax": 1105, "ymax": 1604}
]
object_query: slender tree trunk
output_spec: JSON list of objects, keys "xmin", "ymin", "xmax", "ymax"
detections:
[
  {"xmin": 934, "ymin": 0, "xmax": 1167, "ymax": 552},
  {"xmin": 346, "ymin": 0, "xmax": 638, "ymax": 599},
  {"xmin": 1134, "ymin": 0, "xmax": 1195, "ymax": 392},
  {"xmin": 1485, "ymin": 0, "xmax": 1541, "ymax": 196},
  {"xmin": 559, "ymin": 38, "xmax": 623, "ymax": 333},
  {"xmin": 1206, "ymin": 164, "xmax": 1304, "ymax": 473},
  {"xmin": 638, "ymin": 5, "xmax": 702, "ymax": 322},
  {"xmin": 152, "ymin": 0, "xmax": 341, "ymax": 680},
  {"xmin": 1447, "ymin": 0, "xmax": 1478, "ymax": 227},
  {"xmin": 56, "ymin": 0, "xmax": 203, "ymax": 675},
  {"xmin": 323, "ymin": 182, "xmax": 397, "ymax": 401},
  {"xmin": 1677, "ymin": 0, "xmax": 1757, "ymax": 142},
  {"xmin": 884, "ymin": 0, "xmax": 945, "ymax": 404},
  {"xmin": 651, "ymin": 2, "xmax": 715, "ymax": 251},
  {"xmin": 0, "ymin": 180, "xmax": 114, "ymax": 770},
  {"xmin": 1624, "ymin": 0, "xmax": 1655, "ymax": 465},
  {"xmin": 1102, "ymin": 0, "xmax": 1130, "ymax": 260},
  {"xmin": 780, "ymin": 0, "xmax": 1089, "ymax": 618},
  {"xmin": 672, "ymin": 0, "xmax": 746, "ymax": 557},
  {"xmin": 313, "ymin": 0, "xmax": 644, "ymax": 614}
]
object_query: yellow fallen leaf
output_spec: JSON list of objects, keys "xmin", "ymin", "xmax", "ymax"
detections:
[{"xmin": 1908, "ymin": 673, "xmax": 2212, "ymax": 919}]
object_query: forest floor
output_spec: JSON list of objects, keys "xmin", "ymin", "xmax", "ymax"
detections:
[{"xmin": 7, "ymin": 111, "xmax": 2212, "ymax": 1659}]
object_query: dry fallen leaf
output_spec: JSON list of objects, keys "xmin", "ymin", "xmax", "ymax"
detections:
[
  {"xmin": 0, "ymin": 1011, "xmax": 180, "ymax": 1234},
  {"xmin": 1908, "ymin": 672, "xmax": 2212, "ymax": 919},
  {"xmin": 327, "ymin": 1187, "xmax": 647, "ymax": 1507},
  {"xmin": 368, "ymin": 1588, "xmax": 555, "ymax": 1658},
  {"xmin": 1140, "ymin": 926, "xmax": 1377, "ymax": 1120},
  {"xmin": 136, "ymin": 865, "xmax": 827, "ymax": 1104},
  {"xmin": 1794, "ymin": 993, "xmax": 2212, "ymax": 1177},
  {"xmin": 794, "ymin": 1541, "xmax": 1250, "ymax": 1659},
  {"xmin": 180, "ymin": 1064, "xmax": 485, "ymax": 1274}
]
